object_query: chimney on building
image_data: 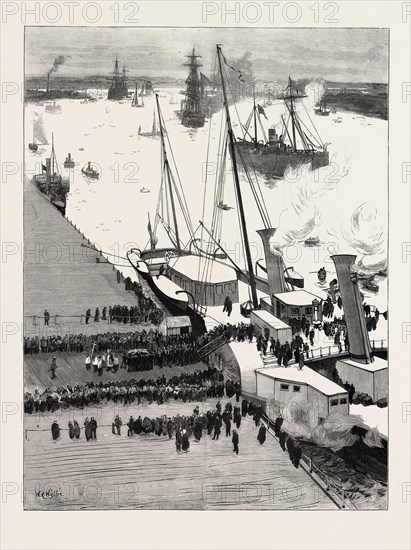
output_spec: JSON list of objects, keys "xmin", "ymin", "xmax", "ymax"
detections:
[
  {"xmin": 257, "ymin": 228, "xmax": 287, "ymax": 298},
  {"xmin": 331, "ymin": 254, "xmax": 373, "ymax": 364}
]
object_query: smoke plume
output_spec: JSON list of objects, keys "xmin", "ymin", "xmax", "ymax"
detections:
[
  {"xmin": 341, "ymin": 203, "xmax": 387, "ymax": 275},
  {"xmin": 274, "ymin": 399, "xmax": 386, "ymax": 452},
  {"xmin": 47, "ymin": 55, "xmax": 71, "ymax": 77}
]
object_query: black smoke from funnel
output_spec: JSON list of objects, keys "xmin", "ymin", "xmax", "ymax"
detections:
[{"xmin": 46, "ymin": 55, "xmax": 71, "ymax": 77}]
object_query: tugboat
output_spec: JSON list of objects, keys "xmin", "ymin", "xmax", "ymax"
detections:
[
  {"xmin": 179, "ymin": 48, "xmax": 205, "ymax": 128},
  {"xmin": 107, "ymin": 54, "xmax": 129, "ymax": 101},
  {"xmin": 362, "ymin": 279, "xmax": 379, "ymax": 293},
  {"xmin": 314, "ymin": 97, "xmax": 331, "ymax": 116},
  {"xmin": 45, "ymin": 100, "xmax": 62, "ymax": 114},
  {"xmin": 236, "ymin": 77, "xmax": 329, "ymax": 178},
  {"xmin": 64, "ymin": 153, "xmax": 75, "ymax": 169},
  {"xmin": 81, "ymin": 162, "xmax": 100, "ymax": 180},
  {"xmin": 28, "ymin": 112, "xmax": 48, "ymax": 151},
  {"xmin": 304, "ymin": 236, "xmax": 321, "ymax": 247},
  {"xmin": 317, "ymin": 267, "xmax": 327, "ymax": 283},
  {"xmin": 32, "ymin": 134, "xmax": 70, "ymax": 214}
]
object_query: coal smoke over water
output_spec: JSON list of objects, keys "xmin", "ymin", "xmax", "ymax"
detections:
[
  {"xmin": 46, "ymin": 55, "xmax": 71, "ymax": 77},
  {"xmin": 277, "ymin": 401, "xmax": 386, "ymax": 452}
]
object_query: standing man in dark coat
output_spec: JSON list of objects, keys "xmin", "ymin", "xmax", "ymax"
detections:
[
  {"xmin": 114, "ymin": 415, "xmax": 122, "ymax": 435},
  {"xmin": 51, "ymin": 421, "xmax": 60, "ymax": 441},
  {"xmin": 193, "ymin": 421, "xmax": 202, "ymax": 442},
  {"xmin": 175, "ymin": 429, "xmax": 182, "ymax": 453},
  {"xmin": 90, "ymin": 417, "xmax": 97, "ymax": 440},
  {"xmin": 279, "ymin": 431, "xmax": 287, "ymax": 451},
  {"xmin": 241, "ymin": 399, "xmax": 248, "ymax": 417},
  {"xmin": 127, "ymin": 416, "xmax": 134, "ymax": 436},
  {"xmin": 257, "ymin": 424, "xmax": 267, "ymax": 445},
  {"xmin": 68, "ymin": 421, "xmax": 75, "ymax": 439},
  {"xmin": 181, "ymin": 429, "xmax": 190, "ymax": 452},
  {"xmin": 233, "ymin": 406, "xmax": 241, "ymax": 429},
  {"xmin": 225, "ymin": 415, "xmax": 232, "ymax": 437},
  {"xmin": 274, "ymin": 414, "xmax": 283, "ymax": 437},
  {"xmin": 44, "ymin": 309, "xmax": 50, "ymax": 326},
  {"xmin": 85, "ymin": 309, "xmax": 91, "ymax": 324},
  {"xmin": 50, "ymin": 356, "xmax": 58, "ymax": 379},
  {"xmin": 94, "ymin": 307, "xmax": 100, "ymax": 322},
  {"xmin": 286, "ymin": 435, "xmax": 295, "ymax": 463},
  {"xmin": 73, "ymin": 420, "xmax": 81, "ymax": 439},
  {"xmin": 213, "ymin": 415, "xmax": 221, "ymax": 440},
  {"xmin": 84, "ymin": 418, "xmax": 91, "ymax": 441},
  {"xmin": 292, "ymin": 441, "xmax": 302, "ymax": 468},
  {"xmin": 232, "ymin": 430, "xmax": 239, "ymax": 455}
]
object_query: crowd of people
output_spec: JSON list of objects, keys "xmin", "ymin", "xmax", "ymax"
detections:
[
  {"xmin": 23, "ymin": 366, "xmax": 241, "ymax": 413},
  {"xmin": 84, "ymin": 302, "xmax": 163, "ymax": 326},
  {"xmin": 49, "ymin": 398, "xmax": 268, "ymax": 458}
]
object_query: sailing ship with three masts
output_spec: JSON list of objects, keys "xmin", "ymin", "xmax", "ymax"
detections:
[
  {"xmin": 107, "ymin": 54, "xmax": 129, "ymax": 101},
  {"xmin": 236, "ymin": 77, "xmax": 330, "ymax": 178},
  {"xmin": 32, "ymin": 133, "xmax": 70, "ymax": 215},
  {"xmin": 127, "ymin": 45, "xmax": 307, "ymax": 336},
  {"xmin": 178, "ymin": 48, "xmax": 207, "ymax": 128}
]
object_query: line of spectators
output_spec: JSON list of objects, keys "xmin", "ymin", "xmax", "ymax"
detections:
[{"xmin": 24, "ymin": 367, "xmax": 240, "ymax": 413}]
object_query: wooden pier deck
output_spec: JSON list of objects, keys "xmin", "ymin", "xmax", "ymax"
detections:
[
  {"xmin": 24, "ymin": 399, "xmax": 337, "ymax": 511},
  {"xmin": 24, "ymin": 180, "xmax": 140, "ymax": 324}
]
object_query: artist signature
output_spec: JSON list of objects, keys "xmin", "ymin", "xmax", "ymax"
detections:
[{"xmin": 35, "ymin": 488, "xmax": 63, "ymax": 500}]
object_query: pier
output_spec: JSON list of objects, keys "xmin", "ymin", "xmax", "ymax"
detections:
[{"xmin": 24, "ymin": 179, "xmax": 142, "ymax": 329}]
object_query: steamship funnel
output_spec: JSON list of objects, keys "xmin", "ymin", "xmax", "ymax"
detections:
[
  {"xmin": 331, "ymin": 254, "xmax": 373, "ymax": 364},
  {"xmin": 257, "ymin": 228, "xmax": 287, "ymax": 296}
]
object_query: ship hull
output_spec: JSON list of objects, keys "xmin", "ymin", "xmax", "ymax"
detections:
[
  {"xmin": 181, "ymin": 112, "xmax": 205, "ymax": 128},
  {"xmin": 236, "ymin": 141, "xmax": 329, "ymax": 178},
  {"xmin": 108, "ymin": 88, "xmax": 128, "ymax": 101},
  {"xmin": 32, "ymin": 175, "xmax": 69, "ymax": 216}
]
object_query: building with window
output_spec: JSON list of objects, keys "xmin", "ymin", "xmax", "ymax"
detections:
[
  {"xmin": 168, "ymin": 255, "xmax": 238, "ymax": 307},
  {"xmin": 250, "ymin": 309, "xmax": 292, "ymax": 344},
  {"xmin": 255, "ymin": 364, "xmax": 349, "ymax": 418},
  {"xmin": 270, "ymin": 290, "xmax": 323, "ymax": 324},
  {"xmin": 335, "ymin": 356, "xmax": 388, "ymax": 402}
]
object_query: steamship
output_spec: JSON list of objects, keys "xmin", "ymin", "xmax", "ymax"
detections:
[
  {"xmin": 236, "ymin": 77, "xmax": 329, "ymax": 179},
  {"xmin": 32, "ymin": 134, "xmax": 70, "ymax": 215}
]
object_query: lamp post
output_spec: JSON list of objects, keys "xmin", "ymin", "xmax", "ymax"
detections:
[{"xmin": 312, "ymin": 298, "xmax": 321, "ymax": 328}]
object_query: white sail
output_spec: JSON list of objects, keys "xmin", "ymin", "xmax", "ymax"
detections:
[{"xmin": 33, "ymin": 113, "xmax": 48, "ymax": 145}]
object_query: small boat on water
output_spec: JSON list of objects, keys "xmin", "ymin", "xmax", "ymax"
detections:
[
  {"xmin": 28, "ymin": 112, "xmax": 48, "ymax": 151},
  {"xmin": 256, "ymin": 261, "xmax": 304, "ymax": 289},
  {"xmin": 140, "ymin": 187, "xmax": 150, "ymax": 193},
  {"xmin": 304, "ymin": 236, "xmax": 320, "ymax": 247},
  {"xmin": 64, "ymin": 153, "xmax": 75, "ymax": 169},
  {"xmin": 317, "ymin": 267, "xmax": 327, "ymax": 283},
  {"xmin": 45, "ymin": 100, "xmax": 62, "ymax": 114},
  {"xmin": 314, "ymin": 97, "xmax": 331, "ymax": 116},
  {"xmin": 139, "ymin": 110, "xmax": 160, "ymax": 139},
  {"xmin": 131, "ymin": 82, "xmax": 144, "ymax": 108},
  {"xmin": 362, "ymin": 279, "xmax": 379, "ymax": 292},
  {"xmin": 81, "ymin": 161, "xmax": 100, "ymax": 180}
]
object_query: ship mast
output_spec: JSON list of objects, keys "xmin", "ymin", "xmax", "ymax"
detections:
[
  {"xmin": 216, "ymin": 45, "xmax": 259, "ymax": 309},
  {"xmin": 183, "ymin": 48, "xmax": 203, "ymax": 115},
  {"xmin": 155, "ymin": 94, "xmax": 181, "ymax": 254},
  {"xmin": 288, "ymin": 76, "xmax": 297, "ymax": 152},
  {"xmin": 253, "ymin": 84, "xmax": 258, "ymax": 145}
]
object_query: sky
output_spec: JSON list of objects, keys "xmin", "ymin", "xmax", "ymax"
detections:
[{"xmin": 25, "ymin": 27, "xmax": 389, "ymax": 83}]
